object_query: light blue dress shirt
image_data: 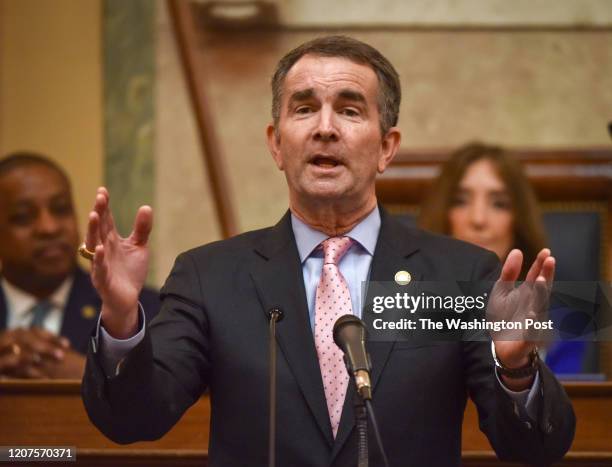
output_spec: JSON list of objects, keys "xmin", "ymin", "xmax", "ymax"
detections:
[{"xmin": 291, "ymin": 207, "xmax": 380, "ymax": 330}]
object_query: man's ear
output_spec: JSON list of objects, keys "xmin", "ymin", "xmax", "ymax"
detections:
[
  {"xmin": 266, "ymin": 124, "xmax": 284, "ymax": 170},
  {"xmin": 377, "ymin": 127, "xmax": 401, "ymax": 173}
]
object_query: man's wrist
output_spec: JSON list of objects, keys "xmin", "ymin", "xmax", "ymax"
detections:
[
  {"xmin": 100, "ymin": 305, "xmax": 140, "ymax": 339},
  {"xmin": 500, "ymin": 372, "xmax": 536, "ymax": 392},
  {"xmin": 491, "ymin": 341, "xmax": 539, "ymax": 379},
  {"xmin": 501, "ymin": 354, "xmax": 531, "ymax": 369}
]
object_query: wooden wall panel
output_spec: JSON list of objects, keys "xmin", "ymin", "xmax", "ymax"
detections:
[{"xmin": 1, "ymin": 380, "xmax": 610, "ymax": 465}]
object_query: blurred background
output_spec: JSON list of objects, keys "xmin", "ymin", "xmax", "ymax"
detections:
[{"xmin": 1, "ymin": 0, "xmax": 610, "ymax": 286}]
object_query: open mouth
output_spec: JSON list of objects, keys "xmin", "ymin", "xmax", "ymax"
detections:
[{"xmin": 310, "ymin": 155, "xmax": 342, "ymax": 169}]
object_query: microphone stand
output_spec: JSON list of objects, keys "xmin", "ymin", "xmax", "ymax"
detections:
[
  {"xmin": 267, "ymin": 308, "xmax": 283, "ymax": 467},
  {"xmin": 354, "ymin": 389, "xmax": 369, "ymax": 467},
  {"xmin": 333, "ymin": 315, "xmax": 390, "ymax": 467},
  {"xmin": 349, "ymin": 371, "xmax": 390, "ymax": 467}
]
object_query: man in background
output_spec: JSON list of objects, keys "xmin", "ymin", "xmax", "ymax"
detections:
[{"xmin": 0, "ymin": 152, "xmax": 159, "ymax": 379}]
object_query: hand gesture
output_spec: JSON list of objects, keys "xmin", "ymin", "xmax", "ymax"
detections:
[
  {"xmin": 487, "ymin": 248, "xmax": 555, "ymax": 369},
  {"xmin": 84, "ymin": 187, "xmax": 152, "ymax": 338}
]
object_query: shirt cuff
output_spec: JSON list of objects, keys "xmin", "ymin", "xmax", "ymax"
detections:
[
  {"xmin": 496, "ymin": 369, "xmax": 541, "ymax": 421},
  {"xmin": 95, "ymin": 304, "xmax": 146, "ymax": 377}
]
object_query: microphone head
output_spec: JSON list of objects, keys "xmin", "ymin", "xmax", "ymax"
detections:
[
  {"xmin": 267, "ymin": 307, "xmax": 284, "ymax": 322},
  {"xmin": 333, "ymin": 315, "xmax": 372, "ymax": 390},
  {"xmin": 333, "ymin": 314, "xmax": 367, "ymax": 350}
]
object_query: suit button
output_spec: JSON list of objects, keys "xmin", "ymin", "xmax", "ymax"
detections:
[
  {"xmin": 544, "ymin": 422, "xmax": 553, "ymax": 434},
  {"xmin": 524, "ymin": 421, "xmax": 532, "ymax": 430}
]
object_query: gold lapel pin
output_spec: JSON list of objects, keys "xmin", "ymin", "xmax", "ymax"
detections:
[
  {"xmin": 81, "ymin": 305, "xmax": 97, "ymax": 320},
  {"xmin": 394, "ymin": 270, "xmax": 412, "ymax": 286}
]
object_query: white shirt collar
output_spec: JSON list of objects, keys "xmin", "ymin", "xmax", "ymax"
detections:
[{"xmin": 1, "ymin": 276, "xmax": 73, "ymax": 321}]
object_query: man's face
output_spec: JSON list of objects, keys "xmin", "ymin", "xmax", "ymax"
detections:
[
  {"xmin": 0, "ymin": 164, "xmax": 79, "ymax": 288},
  {"xmin": 267, "ymin": 55, "xmax": 400, "ymax": 209}
]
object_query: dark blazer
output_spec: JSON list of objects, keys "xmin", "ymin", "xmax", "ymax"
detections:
[
  {"xmin": 0, "ymin": 267, "xmax": 160, "ymax": 354},
  {"xmin": 82, "ymin": 209, "xmax": 575, "ymax": 466}
]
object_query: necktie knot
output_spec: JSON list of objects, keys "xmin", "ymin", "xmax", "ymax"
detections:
[
  {"xmin": 29, "ymin": 301, "xmax": 52, "ymax": 329},
  {"xmin": 321, "ymin": 236, "xmax": 353, "ymax": 266}
]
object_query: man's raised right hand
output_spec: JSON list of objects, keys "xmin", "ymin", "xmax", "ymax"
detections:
[{"xmin": 85, "ymin": 187, "xmax": 152, "ymax": 339}]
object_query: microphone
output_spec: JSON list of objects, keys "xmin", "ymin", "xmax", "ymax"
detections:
[
  {"xmin": 267, "ymin": 307, "xmax": 284, "ymax": 323},
  {"xmin": 267, "ymin": 307, "xmax": 283, "ymax": 467},
  {"xmin": 333, "ymin": 314, "xmax": 372, "ymax": 400}
]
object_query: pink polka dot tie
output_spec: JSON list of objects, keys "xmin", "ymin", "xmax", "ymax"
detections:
[{"xmin": 314, "ymin": 236, "xmax": 353, "ymax": 438}]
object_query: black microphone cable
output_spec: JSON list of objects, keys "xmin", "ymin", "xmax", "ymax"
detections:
[
  {"xmin": 365, "ymin": 399, "xmax": 390, "ymax": 467},
  {"xmin": 267, "ymin": 307, "xmax": 284, "ymax": 467}
]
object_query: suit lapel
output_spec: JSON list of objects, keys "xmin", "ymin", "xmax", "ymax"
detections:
[
  {"xmin": 365, "ymin": 211, "xmax": 423, "ymax": 390},
  {"xmin": 331, "ymin": 208, "xmax": 424, "ymax": 459},
  {"xmin": 60, "ymin": 268, "xmax": 101, "ymax": 353},
  {"xmin": 250, "ymin": 212, "xmax": 335, "ymax": 446}
]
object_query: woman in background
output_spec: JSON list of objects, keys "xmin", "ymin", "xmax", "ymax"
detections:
[
  {"xmin": 419, "ymin": 142, "xmax": 587, "ymax": 374},
  {"xmin": 419, "ymin": 142, "xmax": 546, "ymax": 279}
]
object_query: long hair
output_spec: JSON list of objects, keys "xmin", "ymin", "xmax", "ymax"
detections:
[{"xmin": 419, "ymin": 143, "xmax": 547, "ymax": 278}]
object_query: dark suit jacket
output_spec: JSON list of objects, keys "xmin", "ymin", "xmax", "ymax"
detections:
[
  {"xmin": 82, "ymin": 209, "xmax": 575, "ymax": 466},
  {"xmin": 0, "ymin": 267, "xmax": 160, "ymax": 355}
]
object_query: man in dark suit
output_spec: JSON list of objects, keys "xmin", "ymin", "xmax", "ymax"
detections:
[
  {"xmin": 81, "ymin": 36, "xmax": 574, "ymax": 465},
  {"xmin": 0, "ymin": 153, "xmax": 159, "ymax": 378}
]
